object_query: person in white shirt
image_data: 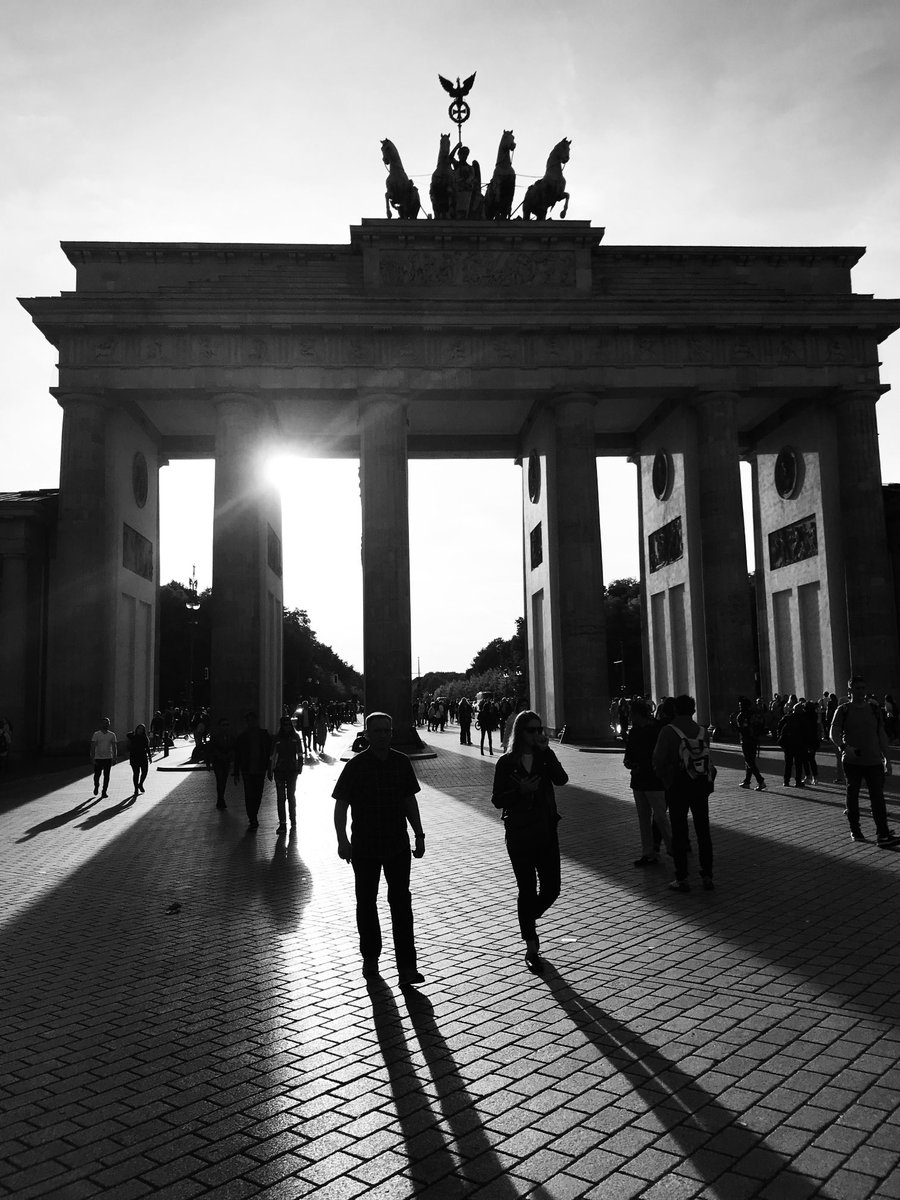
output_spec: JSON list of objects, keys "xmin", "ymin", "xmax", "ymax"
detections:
[{"xmin": 90, "ymin": 717, "xmax": 117, "ymax": 798}]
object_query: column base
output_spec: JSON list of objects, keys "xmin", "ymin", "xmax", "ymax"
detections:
[
  {"xmin": 391, "ymin": 726, "xmax": 430, "ymax": 755},
  {"xmin": 560, "ymin": 728, "xmax": 620, "ymax": 748}
]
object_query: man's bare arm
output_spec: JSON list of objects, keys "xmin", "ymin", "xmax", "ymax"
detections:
[
  {"xmin": 405, "ymin": 795, "xmax": 426, "ymax": 858},
  {"xmin": 334, "ymin": 798, "xmax": 352, "ymax": 861}
]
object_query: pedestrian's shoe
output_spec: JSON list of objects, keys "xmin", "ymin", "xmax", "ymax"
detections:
[
  {"xmin": 633, "ymin": 855, "xmax": 659, "ymax": 867},
  {"xmin": 701, "ymin": 875, "xmax": 715, "ymax": 891},
  {"xmin": 248, "ymin": 820, "xmax": 259, "ymax": 831},
  {"xmin": 362, "ymin": 957, "xmax": 380, "ymax": 978},
  {"xmin": 669, "ymin": 879, "xmax": 690, "ymax": 893},
  {"xmin": 755, "ymin": 782, "xmax": 767, "ymax": 791},
  {"xmin": 524, "ymin": 942, "xmax": 545, "ymax": 974},
  {"xmin": 398, "ymin": 966, "xmax": 425, "ymax": 987},
  {"xmin": 739, "ymin": 781, "xmax": 752, "ymax": 789},
  {"xmin": 850, "ymin": 829, "xmax": 865, "ymax": 842},
  {"xmin": 877, "ymin": 831, "xmax": 899, "ymax": 847},
  {"xmin": 101, "ymin": 791, "xmax": 108, "ymax": 798},
  {"xmin": 276, "ymin": 824, "xmax": 286, "ymax": 834},
  {"xmin": 93, "ymin": 785, "xmax": 98, "ymax": 796}
]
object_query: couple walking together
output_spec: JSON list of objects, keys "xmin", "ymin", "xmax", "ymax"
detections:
[{"xmin": 331, "ymin": 708, "xmax": 569, "ymax": 984}]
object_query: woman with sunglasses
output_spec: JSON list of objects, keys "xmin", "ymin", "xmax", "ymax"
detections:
[{"xmin": 491, "ymin": 710, "xmax": 569, "ymax": 973}]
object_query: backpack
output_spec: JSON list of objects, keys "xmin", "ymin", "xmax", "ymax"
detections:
[{"xmin": 678, "ymin": 727, "xmax": 716, "ymax": 792}]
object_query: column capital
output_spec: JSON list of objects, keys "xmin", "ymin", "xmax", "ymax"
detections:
[
  {"xmin": 548, "ymin": 391, "xmax": 601, "ymax": 420},
  {"xmin": 50, "ymin": 388, "xmax": 112, "ymax": 413},
  {"xmin": 211, "ymin": 391, "xmax": 258, "ymax": 413},
  {"xmin": 690, "ymin": 389, "xmax": 741, "ymax": 413},
  {"xmin": 358, "ymin": 392, "xmax": 408, "ymax": 419},
  {"xmin": 829, "ymin": 386, "xmax": 889, "ymax": 412}
]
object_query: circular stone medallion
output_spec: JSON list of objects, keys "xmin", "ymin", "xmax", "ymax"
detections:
[
  {"xmin": 132, "ymin": 451, "xmax": 149, "ymax": 508},
  {"xmin": 528, "ymin": 450, "xmax": 541, "ymax": 503},
  {"xmin": 652, "ymin": 450, "xmax": 673, "ymax": 501},
  {"xmin": 774, "ymin": 447, "xmax": 801, "ymax": 499}
]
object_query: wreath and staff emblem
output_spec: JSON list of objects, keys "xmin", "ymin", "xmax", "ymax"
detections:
[{"xmin": 438, "ymin": 71, "xmax": 477, "ymax": 139}]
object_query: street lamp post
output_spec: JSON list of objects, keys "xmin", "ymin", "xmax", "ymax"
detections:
[{"xmin": 185, "ymin": 567, "xmax": 200, "ymax": 715}]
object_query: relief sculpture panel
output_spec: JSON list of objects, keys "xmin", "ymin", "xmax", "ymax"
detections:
[
  {"xmin": 768, "ymin": 514, "xmax": 818, "ymax": 571},
  {"xmin": 649, "ymin": 516, "xmax": 684, "ymax": 573}
]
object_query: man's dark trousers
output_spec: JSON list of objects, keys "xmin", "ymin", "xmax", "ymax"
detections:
[
  {"xmin": 741, "ymin": 740, "xmax": 764, "ymax": 786},
  {"xmin": 459, "ymin": 720, "xmax": 472, "ymax": 746},
  {"xmin": 845, "ymin": 764, "xmax": 890, "ymax": 837},
  {"xmin": 212, "ymin": 762, "xmax": 229, "ymax": 804},
  {"xmin": 351, "ymin": 847, "xmax": 416, "ymax": 968},
  {"xmin": 93, "ymin": 761, "xmax": 112, "ymax": 794},
  {"xmin": 242, "ymin": 774, "xmax": 266, "ymax": 824}
]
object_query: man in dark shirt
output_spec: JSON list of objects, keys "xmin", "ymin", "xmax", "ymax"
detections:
[
  {"xmin": 333, "ymin": 711, "xmax": 426, "ymax": 986},
  {"xmin": 233, "ymin": 711, "xmax": 272, "ymax": 830}
]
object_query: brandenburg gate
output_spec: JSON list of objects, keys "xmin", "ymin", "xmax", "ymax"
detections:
[{"xmin": 17, "ymin": 218, "xmax": 900, "ymax": 751}]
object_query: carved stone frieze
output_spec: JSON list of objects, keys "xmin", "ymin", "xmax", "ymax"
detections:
[{"xmin": 62, "ymin": 325, "xmax": 868, "ymax": 374}]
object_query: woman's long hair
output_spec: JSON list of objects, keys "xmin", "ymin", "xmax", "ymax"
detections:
[
  {"xmin": 508, "ymin": 709, "xmax": 542, "ymax": 760},
  {"xmin": 276, "ymin": 717, "xmax": 300, "ymax": 742}
]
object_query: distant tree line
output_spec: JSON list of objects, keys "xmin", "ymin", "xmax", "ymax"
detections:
[
  {"xmin": 158, "ymin": 581, "xmax": 362, "ymax": 711},
  {"xmin": 160, "ymin": 575, "xmax": 654, "ymax": 715}
]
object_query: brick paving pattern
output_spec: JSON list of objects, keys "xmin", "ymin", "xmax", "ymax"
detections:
[{"xmin": 2, "ymin": 727, "xmax": 899, "ymax": 1198}]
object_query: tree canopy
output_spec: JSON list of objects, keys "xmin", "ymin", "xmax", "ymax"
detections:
[{"xmin": 158, "ymin": 582, "xmax": 362, "ymax": 711}]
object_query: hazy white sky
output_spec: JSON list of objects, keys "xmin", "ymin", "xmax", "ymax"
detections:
[{"xmin": 4, "ymin": 0, "xmax": 900, "ymax": 672}]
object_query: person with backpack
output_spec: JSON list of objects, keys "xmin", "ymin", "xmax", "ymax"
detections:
[
  {"xmin": 652, "ymin": 694, "xmax": 716, "ymax": 893},
  {"xmin": 268, "ymin": 715, "xmax": 303, "ymax": 834},
  {"xmin": 830, "ymin": 675, "xmax": 896, "ymax": 846}
]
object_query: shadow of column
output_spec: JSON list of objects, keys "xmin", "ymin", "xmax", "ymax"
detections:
[{"xmin": 542, "ymin": 965, "xmax": 813, "ymax": 1195}]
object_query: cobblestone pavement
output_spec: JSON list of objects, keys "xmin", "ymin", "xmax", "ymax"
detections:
[{"xmin": 3, "ymin": 727, "xmax": 900, "ymax": 1199}]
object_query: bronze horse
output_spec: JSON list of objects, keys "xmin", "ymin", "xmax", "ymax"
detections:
[
  {"xmin": 522, "ymin": 137, "xmax": 570, "ymax": 220},
  {"xmin": 381, "ymin": 139, "xmax": 420, "ymax": 220},
  {"xmin": 483, "ymin": 129, "xmax": 516, "ymax": 221}
]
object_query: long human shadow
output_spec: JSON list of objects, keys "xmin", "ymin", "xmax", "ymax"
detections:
[
  {"xmin": 401, "ymin": 986, "xmax": 556, "ymax": 1198},
  {"xmin": 438, "ymin": 776, "xmax": 900, "ymax": 1022},
  {"xmin": 76, "ymin": 790, "xmax": 140, "ymax": 828},
  {"xmin": 541, "ymin": 966, "xmax": 808, "ymax": 1196},
  {"xmin": 0, "ymin": 760, "xmax": 97, "ymax": 815},
  {"xmin": 16, "ymin": 793, "xmax": 105, "ymax": 842},
  {"xmin": 226, "ymin": 825, "xmax": 314, "ymax": 933},
  {"xmin": 366, "ymin": 981, "xmax": 462, "ymax": 1191}
]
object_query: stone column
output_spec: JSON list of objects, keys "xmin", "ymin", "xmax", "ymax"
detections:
[
  {"xmin": 0, "ymin": 553, "xmax": 30, "ymax": 753},
  {"xmin": 835, "ymin": 390, "xmax": 900, "ymax": 688},
  {"xmin": 359, "ymin": 394, "xmax": 419, "ymax": 747},
  {"xmin": 693, "ymin": 392, "xmax": 756, "ymax": 728},
  {"xmin": 553, "ymin": 394, "xmax": 609, "ymax": 741},
  {"xmin": 47, "ymin": 393, "xmax": 116, "ymax": 751},
  {"xmin": 211, "ymin": 395, "xmax": 282, "ymax": 729}
]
